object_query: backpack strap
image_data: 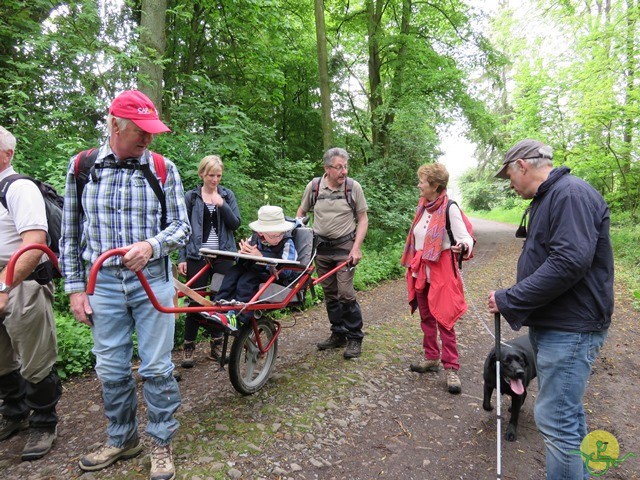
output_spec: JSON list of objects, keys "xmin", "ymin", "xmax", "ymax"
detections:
[
  {"xmin": 446, "ymin": 199, "xmax": 459, "ymax": 276},
  {"xmin": 151, "ymin": 151, "xmax": 167, "ymax": 185},
  {"xmin": 140, "ymin": 154, "xmax": 167, "ymax": 230},
  {"xmin": 310, "ymin": 177, "xmax": 321, "ymax": 209},
  {"xmin": 445, "ymin": 199, "xmax": 456, "ymax": 247},
  {"xmin": 309, "ymin": 176, "xmax": 357, "ymax": 218},
  {"xmin": 0, "ymin": 174, "xmax": 27, "ymax": 211},
  {"xmin": 74, "ymin": 149, "xmax": 98, "ymax": 218},
  {"xmin": 344, "ymin": 177, "xmax": 356, "ymax": 217}
]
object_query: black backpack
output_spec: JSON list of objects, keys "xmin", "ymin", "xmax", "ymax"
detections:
[
  {"xmin": 309, "ymin": 176, "xmax": 356, "ymax": 217},
  {"xmin": 0, "ymin": 174, "xmax": 64, "ymax": 282}
]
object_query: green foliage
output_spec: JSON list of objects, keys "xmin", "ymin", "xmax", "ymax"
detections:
[
  {"xmin": 55, "ymin": 313, "xmax": 95, "ymax": 379},
  {"xmin": 467, "ymin": 206, "xmax": 525, "ymax": 226},
  {"xmin": 610, "ymin": 221, "xmax": 640, "ymax": 305},
  {"xmin": 354, "ymin": 244, "xmax": 405, "ymax": 290}
]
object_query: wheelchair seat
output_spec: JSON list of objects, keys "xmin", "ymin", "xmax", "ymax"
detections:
[{"xmin": 209, "ymin": 226, "xmax": 315, "ymax": 305}]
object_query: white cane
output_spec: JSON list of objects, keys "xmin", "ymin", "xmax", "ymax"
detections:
[{"xmin": 495, "ymin": 312, "xmax": 502, "ymax": 479}]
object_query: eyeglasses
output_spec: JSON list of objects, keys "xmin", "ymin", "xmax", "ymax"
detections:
[
  {"xmin": 327, "ymin": 164, "xmax": 348, "ymax": 171},
  {"xmin": 262, "ymin": 231, "xmax": 284, "ymax": 239}
]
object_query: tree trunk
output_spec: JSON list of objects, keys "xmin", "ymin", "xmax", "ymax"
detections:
[
  {"xmin": 139, "ymin": 0, "xmax": 167, "ymax": 114},
  {"xmin": 314, "ymin": 0, "xmax": 333, "ymax": 149},
  {"xmin": 367, "ymin": 0, "xmax": 384, "ymax": 157}
]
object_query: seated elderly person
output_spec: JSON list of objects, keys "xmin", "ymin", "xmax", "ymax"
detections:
[{"xmin": 214, "ymin": 205, "xmax": 298, "ymax": 325}]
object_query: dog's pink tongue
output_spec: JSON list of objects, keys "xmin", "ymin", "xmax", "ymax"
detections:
[{"xmin": 510, "ymin": 378, "xmax": 524, "ymax": 395}]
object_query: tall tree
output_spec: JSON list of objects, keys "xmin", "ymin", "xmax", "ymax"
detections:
[
  {"xmin": 315, "ymin": 0, "xmax": 334, "ymax": 148},
  {"xmin": 139, "ymin": 0, "xmax": 168, "ymax": 111}
]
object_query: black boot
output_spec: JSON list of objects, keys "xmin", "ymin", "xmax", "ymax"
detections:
[
  {"xmin": 343, "ymin": 339, "xmax": 362, "ymax": 359},
  {"xmin": 317, "ymin": 333, "xmax": 347, "ymax": 350},
  {"xmin": 0, "ymin": 370, "xmax": 28, "ymax": 428}
]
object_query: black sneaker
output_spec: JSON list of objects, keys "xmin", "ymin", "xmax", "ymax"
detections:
[
  {"xmin": 0, "ymin": 417, "xmax": 29, "ymax": 441},
  {"xmin": 21, "ymin": 427, "xmax": 57, "ymax": 461},
  {"xmin": 343, "ymin": 339, "xmax": 362, "ymax": 359},
  {"xmin": 317, "ymin": 333, "xmax": 347, "ymax": 350}
]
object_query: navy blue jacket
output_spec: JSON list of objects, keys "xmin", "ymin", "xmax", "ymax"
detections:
[
  {"xmin": 179, "ymin": 185, "xmax": 241, "ymax": 262},
  {"xmin": 496, "ymin": 167, "xmax": 613, "ymax": 332}
]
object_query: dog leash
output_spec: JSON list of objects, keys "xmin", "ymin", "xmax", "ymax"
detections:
[{"xmin": 459, "ymin": 270, "xmax": 512, "ymax": 348}]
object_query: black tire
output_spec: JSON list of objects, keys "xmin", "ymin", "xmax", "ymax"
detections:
[{"xmin": 228, "ymin": 318, "xmax": 278, "ymax": 395}]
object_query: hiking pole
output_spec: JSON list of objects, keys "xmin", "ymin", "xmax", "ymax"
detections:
[{"xmin": 495, "ymin": 312, "xmax": 502, "ymax": 480}]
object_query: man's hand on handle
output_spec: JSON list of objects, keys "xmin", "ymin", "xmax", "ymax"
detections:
[
  {"xmin": 122, "ymin": 241, "xmax": 154, "ymax": 272},
  {"xmin": 487, "ymin": 291, "xmax": 500, "ymax": 314}
]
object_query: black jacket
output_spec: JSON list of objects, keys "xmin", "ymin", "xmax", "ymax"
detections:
[
  {"xmin": 496, "ymin": 167, "xmax": 614, "ymax": 332},
  {"xmin": 178, "ymin": 185, "xmax": 241, "ymax": 262}
]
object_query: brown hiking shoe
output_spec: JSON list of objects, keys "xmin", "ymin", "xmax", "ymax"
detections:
[
  {"xmin": 410, "ymin": 359, "xmax": 440, "ymax": 373},
  {"xmin": 78, "ymin": 435, "xmax": 142, "ymax": 471},
  {"xmin": 446, "ymin": 368, "xmax": 462, "ymax": 394},
  {"xmin": 21, "ymin": 427, "xmax": 57, "ymax": 461},
  {"xmin": 150, "ymin": 443, "xmax": 175, "ymax": 480},
  {"xmin": 181, "ymin": 342, "xmax": 195, "ymax": 368},
  {"xmin": 0, "ymin": 417, "xmax": 28, "ymax": 441},
  {"xmin": 343, "ymin": 339, "xmax": 362, "ymax": 359},
  {"xmin": 206, "ymin": 338, "xmax": 228, "ymax": 364},
  {"xmin": 317, "ymin": 333, "xmax": 347, "ymax": 350}
]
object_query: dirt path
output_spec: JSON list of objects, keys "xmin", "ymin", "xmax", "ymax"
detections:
[{"xmin": 1, "ymin": 218, "xmax": 638, "ymax": 479}]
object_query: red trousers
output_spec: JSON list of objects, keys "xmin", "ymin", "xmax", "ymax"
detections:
[{"xmin": 415, "ymin": 284, "xmax": 460, "ymax": 370}]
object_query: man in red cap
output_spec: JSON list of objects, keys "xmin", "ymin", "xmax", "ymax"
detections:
[{"xmin": 60, "ymin": 90, "xmax": 190, "ymax": 480}]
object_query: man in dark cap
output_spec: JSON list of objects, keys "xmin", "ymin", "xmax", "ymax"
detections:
[
  {"xmin": 487, "ymin": 139, "xmax": 614, "ymax": 479},
  {"xmin": 60, "ymin": 90, "xmax": 190, "ymax": 480}
]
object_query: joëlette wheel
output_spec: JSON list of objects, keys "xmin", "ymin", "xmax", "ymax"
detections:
[{"xmin": 228, "ymin": 317, "xmax": 278, "ymax": 395}]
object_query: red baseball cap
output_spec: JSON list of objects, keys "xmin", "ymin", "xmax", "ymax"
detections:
[{"xmin": 109, "ymin": 90, "xmax": 171, "ymax": 134}]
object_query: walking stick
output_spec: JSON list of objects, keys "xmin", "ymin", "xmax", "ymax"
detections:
[{"xmin": 495, "ymin": 312, "xmax": 502, "ymax": 479}]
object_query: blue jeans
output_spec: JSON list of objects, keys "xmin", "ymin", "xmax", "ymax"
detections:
[
  {"xmin": 529, "ymin": 328, "xmax": 607, "ymax": 480},
  {"xmin": 89, "ymin": 259, "xmax": 180, "ymax": 446}
]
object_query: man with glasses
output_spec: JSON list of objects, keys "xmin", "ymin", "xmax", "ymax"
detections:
[
  {"xmin": 297, "ymin": 147, "xmax": 369, "ymax": 359},
  {"xmin": 487, "ymin": 139, "xmax": 613, "ymax": 480}
]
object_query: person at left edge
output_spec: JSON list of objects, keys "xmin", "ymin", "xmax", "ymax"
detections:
[
  {"xmin": 0, "ymin": 125, "xmax": 62, "ymax": 461},
  {"xmin": 59, "ymin": 90, "xmax": 190, "ymax": 480}
]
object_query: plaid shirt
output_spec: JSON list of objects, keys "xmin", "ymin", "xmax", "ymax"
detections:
[{"xmin": 60, "ymin": 143, "xmax": 190, "ymax": 293}]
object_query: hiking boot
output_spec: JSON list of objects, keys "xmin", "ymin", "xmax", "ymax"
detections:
[
  {"xmin": 181, "ymin": 341, "xmax": 195, "ymax": 368},
  {"xmin": 150, "ymin": 442, "xmax": 175, "ymax": 480},
  {"xmin": 446, "ymin": 368, "xmax": 462, "ymax": 394},
  {"xmin": 0, "ymin": 417, "xmax": 28, "ymax": 441},
  {"xmin": 78, "ymin": 436, "xmax": 142, "ymax": 472},
  {"xmin": 343, "ymin": 339, "xmax": 362, "ymax": 359},
  {"xmin": 410, "ymin": 359, "xmax": 440, "ymax": 373},
  {"xmin": 21, "ymin": 427, "xmax": 57, "ymax": 461},
  {"xmin": 317, "ymin": 333, "xmax": 347, "ymax": 351},
  {"xmin": 207, "ymin": 338, "xmax": 229, "ymax": 364}
]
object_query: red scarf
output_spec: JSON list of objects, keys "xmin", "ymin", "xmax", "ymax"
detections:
[{"xmin": 401, "ymin": 191, "xmax": 449, "ymax": 266}]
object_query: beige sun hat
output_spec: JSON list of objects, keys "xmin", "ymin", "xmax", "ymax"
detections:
[{"xmin": 248, "ymin": 205, "xmax": 295, "ymax": 233}]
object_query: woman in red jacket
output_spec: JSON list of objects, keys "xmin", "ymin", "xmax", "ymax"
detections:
[{"xmin": 401, "ymin": 163, "xmax": 473, "ymax": 394}]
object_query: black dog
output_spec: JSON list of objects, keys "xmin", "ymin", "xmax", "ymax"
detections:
[{"xmin": 482, "ymin": 335, "xmax": 536, "ymax": 442}]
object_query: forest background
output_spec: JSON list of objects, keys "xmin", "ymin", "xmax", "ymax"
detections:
[{"xmin": 2, "ymin": 0, "xmax": 639, "ymax": 377}]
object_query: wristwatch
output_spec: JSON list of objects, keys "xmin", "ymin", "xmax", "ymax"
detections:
[{"xmin": 0, "ymin": 283, "xmax": 11, "ymax": 294}]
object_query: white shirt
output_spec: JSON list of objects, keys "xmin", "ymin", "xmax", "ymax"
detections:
[{"xmin": 0, "ymin": 167, "xmax": 48, "ymax": 266}]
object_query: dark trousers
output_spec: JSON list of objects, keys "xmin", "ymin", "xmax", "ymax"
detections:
[
  {"xmin": 0, "ymin": 368, "xmax": 62, "ymax": 431},
  {"xmin": 184, "ymin": 257, "xmax": 233, "ymax": 342},
  {"xmin": 214, "ymin": 262, "xmax": 270, "ymax": 322},
  {"xmin": 315, "ymin": 239, "xmax": 364, "ymax": 340}
]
